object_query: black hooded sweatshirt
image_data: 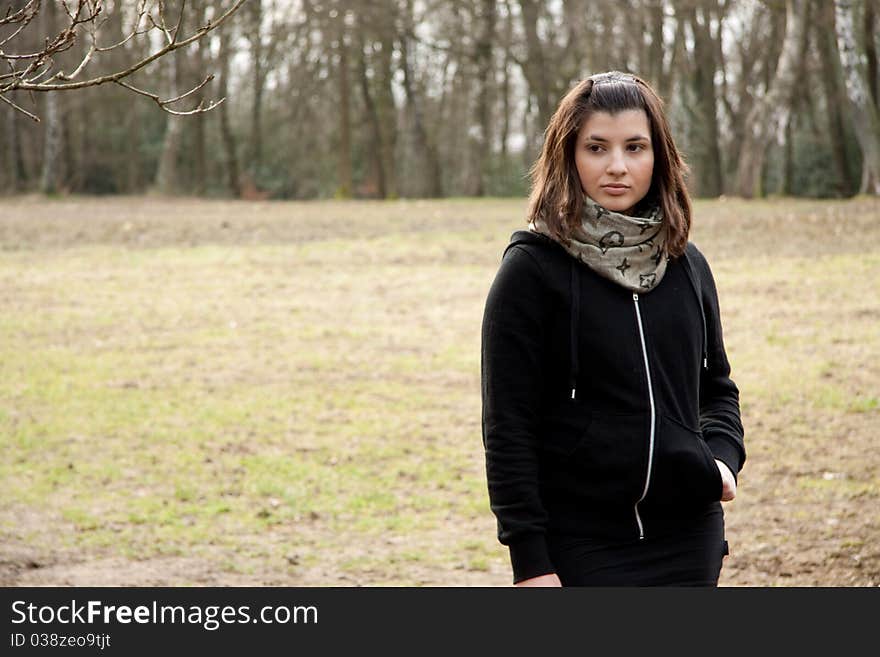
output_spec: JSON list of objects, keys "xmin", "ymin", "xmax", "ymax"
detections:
[{"xmin": 481, "ymin": 230, "xmax": 746, "ymax": 584}]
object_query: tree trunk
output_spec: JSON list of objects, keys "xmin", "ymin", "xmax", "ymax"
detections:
[
  {"xmin": 781, "ymin": 1, "xmax": 812, "ymax": 197},
  {"xmin": 6, "ymin": 99, "xmax": 26, "ymax": 192},
  {"xmin": 648, "ymin": 0, "xmax": 668, "ymax": 96},
  {"xmin": 435, "ymin": 51, "xmax": 453, "ymax": 195},
  {"xmin": 375, "ymin": 6, "xmax": 398, "ymax": 198},
  {"xmin": 522, "ymin": 89, "xmax": 536, "ymax": 171},
  {"xmin": 780, "ymin": 112, "xmax": 794, "ymax": 196},
  {"xmin": 836, "ymin": 0, "xmax": 880, "ymax": 194},
  {"xmin": 191, "ymin": 3, "xmax": 207, "ymax": 196},
  {"xmin": 560, "ymin": 0, "xmax": 588, "ymax": 83},
  {"xmin": 248, "ymin": 0, "xmax": 265, "ymax": 177},
  {"xmin": 735, "ymin": 0, "xmax": 808, "ymax": 198},
  {"xmin": 469, "ymin": 0, "xmax": 496, "ymax": 196},
  {"xmin": 62, "ymin": 105, "xmax": 76, "ymax": 190},
  {"xmin": 356, "ymin": 21, "xmax": 386, "ymax": 198},
  {"xmin": 217, "ymin": 25, "xmax": 242, "ymax": 197},
  {"xmin": 682, "ymin": 1, "xmax": 723, "ymax": 197},
  {"xmin": 154, "ymin": 2, "xmax": 186, "ymax": 195},
  {"xmin": 593, "ymin": 1, "xmax": 615, "ymax": 73},
  {"xmin": 665, "ymin": 4, "xmax": 688, "ymax": 112},
  {"xmin": 518, "ymin": 0, "xmax": 554, "ymax": 129},
  {"xmin": 154, "ymin": 56, "xmax": 184, "ymax": 194},
  {"xmin": 865, "ymin": 0, "xmax": 878, "ymax": 107},
  {"xmin": 816, "ymin": 1, "xmax": 854, "ymax": 196},
  {"xmin": 335, "ymin": 6, "xmax": 353, "ymax": 199},
  {"xmin": 123, "ymin": 109, "xmax": 140, "ymax": 193},
  {"xmin": 40, "ymin": 0, "xmax": 63, "ymax": 195},
  {"xmin": 400, "ymin": 0, "xmax": 442, "ymax": 197},
  {"xmin": 118, "ymin": 5, "xmax": 144, "ymax": 193},
  {"xmin": 500, "ymin": 0, "xmax": 513, "ymax": 160},
  {"xmin": 0, "ymin": 113, "xmax": 7, "ymax": 191},
  {"xmin": 40, "ymin": 95, "xmax": 66, "ymax": 194},
  {"xmin": 720, "ymin": 2, "xmax": 768, "ymax": 189}
]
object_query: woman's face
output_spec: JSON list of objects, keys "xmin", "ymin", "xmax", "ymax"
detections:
[{"xmin": 574, "ymin": 109, "xmax": 655, "ymax": 215}]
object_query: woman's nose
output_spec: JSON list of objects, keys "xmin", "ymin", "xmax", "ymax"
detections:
[{"xmin": 606, "ymin": 149, "xmax": 627, "ymax": 175}]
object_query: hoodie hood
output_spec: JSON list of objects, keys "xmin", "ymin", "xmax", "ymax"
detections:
[{"xmin": 503, "ymin": 229, "xmax": 555, "ymax": 258}]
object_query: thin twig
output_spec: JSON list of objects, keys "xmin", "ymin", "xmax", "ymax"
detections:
[
  {"xmin": 0, "ymin": 0, "xmax": 40, "ymax": 28},
  {"xmin": 0, "ymin": 19, "xmax": 33, "ymax": 48},
  {"xmin": 156, "ymin": 0, "xmax": 174, "ymax": 45},
  {"xmin": 163, "ymin": 73, "xmax": 213, "ymax": 105},
  {"xmin": 53, "ymin": 43, "xmax": 95, "ymax": 81},
  {"xmin": 114, "ymin": 76, "xmax": 225, "ymax": 115},
  {"xmin": 94, "ymin": 1, "xmax": 150, "ymax": 51},
  {"xmin": 171, "ymin": 0, "xmax": 187, "ymax": 44},
  {"xmin": 0, "ymin": 87, "xmax": 40, "ymax": 122}
]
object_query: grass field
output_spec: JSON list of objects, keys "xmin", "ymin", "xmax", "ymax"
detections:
[{"xmin": 1, "ymin": 194, "xmax": 878, "ymax": 586}]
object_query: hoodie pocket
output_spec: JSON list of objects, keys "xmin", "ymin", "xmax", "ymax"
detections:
[
  {"xmin": 650, "ymin": 414, "xmax": 722, "ymax": 506},
  {"xmin": 539, "ymin": 404, "xmax": 646, "ymax": 504}
]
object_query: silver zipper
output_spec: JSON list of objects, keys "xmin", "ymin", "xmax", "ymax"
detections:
[{"xmin": 632, "ymin": 292, "xmax": 656, "ymax": 539}]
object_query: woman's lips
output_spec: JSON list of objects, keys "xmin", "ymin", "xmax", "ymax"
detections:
[{"xmin": 601, "ymin": 185, "xmax": 630, "ymax": 196}]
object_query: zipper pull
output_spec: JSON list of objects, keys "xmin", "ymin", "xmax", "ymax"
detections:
[
  {"xmin": 571, "ymin": 388, "xmax": 577, "ymax": 400},
  {"xmin": 633, "ymin": 293, "xmax": 639, "ymax": 302}
]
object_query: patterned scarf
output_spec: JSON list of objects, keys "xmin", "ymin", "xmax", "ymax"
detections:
[{"xmin": 530, "ymin": 195, "xmax": 669, "ymax": 293}]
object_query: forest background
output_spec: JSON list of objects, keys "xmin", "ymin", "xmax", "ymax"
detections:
[{"xmin": 3, "ymin": 0, "xmax": 880, "ymax": 201}]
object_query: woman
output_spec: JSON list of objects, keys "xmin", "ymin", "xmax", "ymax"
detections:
[{"xmin": 480, "ymin": 71, "xmax": 745, "ymax": 587}]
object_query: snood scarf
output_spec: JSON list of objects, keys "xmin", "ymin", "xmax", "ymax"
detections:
[{"xmin": 530, "ymin": 194, "xmax": 670, "ymax": 293}]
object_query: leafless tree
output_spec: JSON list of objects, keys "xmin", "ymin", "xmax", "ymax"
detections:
[
  {"xmin": 734, "ymin": 0, "xmax": 808, "ymax": 198},
  {"xmin": 836, "ymin": 0, "xmax": 880, "ymax": 194}
]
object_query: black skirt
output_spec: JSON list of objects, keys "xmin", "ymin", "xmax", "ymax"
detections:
[{"xmin": 546, "ymin": 504, "xmax": 728, "ymax": 587}]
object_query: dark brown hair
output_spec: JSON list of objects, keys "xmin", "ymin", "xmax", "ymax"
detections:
[{"xmin": 526, "ymin": 71, "xmax": 692, "ymax": 258}]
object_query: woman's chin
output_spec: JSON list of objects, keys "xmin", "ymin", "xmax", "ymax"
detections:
[{"xmin": 597, "ymin": 196, "xmax": 634, "ymax": 214}]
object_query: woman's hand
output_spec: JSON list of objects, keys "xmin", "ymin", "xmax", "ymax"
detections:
[
  {"xmin": 715, "ymin": 459, "xmax": 737, "ymax": 501},
  {"xmin": 515, "ymin": 573, "xmax": 562, "ymax": 587}
]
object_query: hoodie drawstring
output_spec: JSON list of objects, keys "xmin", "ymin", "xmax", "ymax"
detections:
[
  {"xmin": 568, "ymin": 251, "xmax": 707, "ymax": 406},
  {"xmin": 570, "ymin": 260, "xmax": 580, "ymax": 400},
  {"xmin": 506, "ymin": 233, "xmax": 708, "ymax": 406},
  {"xmin": 680, "ymin": 252, "xmax": 709, "ymax": 371}
]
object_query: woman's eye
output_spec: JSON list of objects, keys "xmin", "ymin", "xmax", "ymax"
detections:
[
  {"xmin": 628, "ymin": 143, "xmax": 644, "ymax": 151},
  {"xmin": 587, "ymin": 144, "xmax": 603, "ymax": 153}
]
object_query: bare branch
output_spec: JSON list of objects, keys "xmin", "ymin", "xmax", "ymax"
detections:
[
  {"xmin": 1, "ymin": 0, "xmax": 249, "ymax": 121},
  {"xmin": 115, "ymin": 75, "xmax": 225, "ymax": 116},
  {"xmin": 0, "ymin": 0, "xmax": 40, "ymax": 28},
  {"xmin": 93, "ymin": 1, "xmax": 150, "ymax": 52},
  {"xmin": 0, "ymin": 86, "xmax": 40, "ymax": 122},
  {"xmin": 52, "ymin": 41, "xmax": 95, "ymax": 81},
  {"xmin": 171, "ymin": 0, "xmax": 187, "ymax": 44},
  {"xmin": 1, "ymin": 54, "xmax": 54, "ymax": 92},
  {"xmin": 18, "ymin": 0, "xmax": 247, "ymax": 91},
  {"xmin": 155, "ymin": 0, "xmax": 174, "ymax": 46},
  {"xmin": 0, "ymin": 0, "xmax": 95, "ymax": 65},
  {"xmin": 0, "ymin": 5, "xmax": 40, "ymax": 48},
  {"xmin": 161, "ymin": 99, "xmax": 223, "ymax": 116},
  {"xmin": 163, "ymin": 72, "xmax": 214, "ymax": 105}
]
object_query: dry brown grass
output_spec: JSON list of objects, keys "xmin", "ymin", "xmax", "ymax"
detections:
[{"xmin": 1, "ymin": 194, "xmax": 878, "ymax": 586}]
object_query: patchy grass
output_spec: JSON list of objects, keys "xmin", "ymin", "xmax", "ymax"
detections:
[{"xmin": 1, "ymin": 194, "xmax": 878, "ymax": 586}]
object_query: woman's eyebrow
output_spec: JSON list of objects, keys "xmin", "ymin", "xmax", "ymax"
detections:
[{"xmin": 587, "ymin": 134, "xmax": 651, "ymax": 142}]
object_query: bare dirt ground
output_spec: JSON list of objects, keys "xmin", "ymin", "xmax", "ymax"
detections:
[{"xmin": 1, "ymin": 194, "xmax": 878, "ymax": 587}]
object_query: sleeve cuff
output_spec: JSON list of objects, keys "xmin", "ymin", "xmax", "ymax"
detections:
[
  {"xmin": 509, "ymin": 534, "xmax": 555, "ymax": 584},
  {"xmin": 706, "ymin": 435, "xmax": 743, "ymax": 483}
]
